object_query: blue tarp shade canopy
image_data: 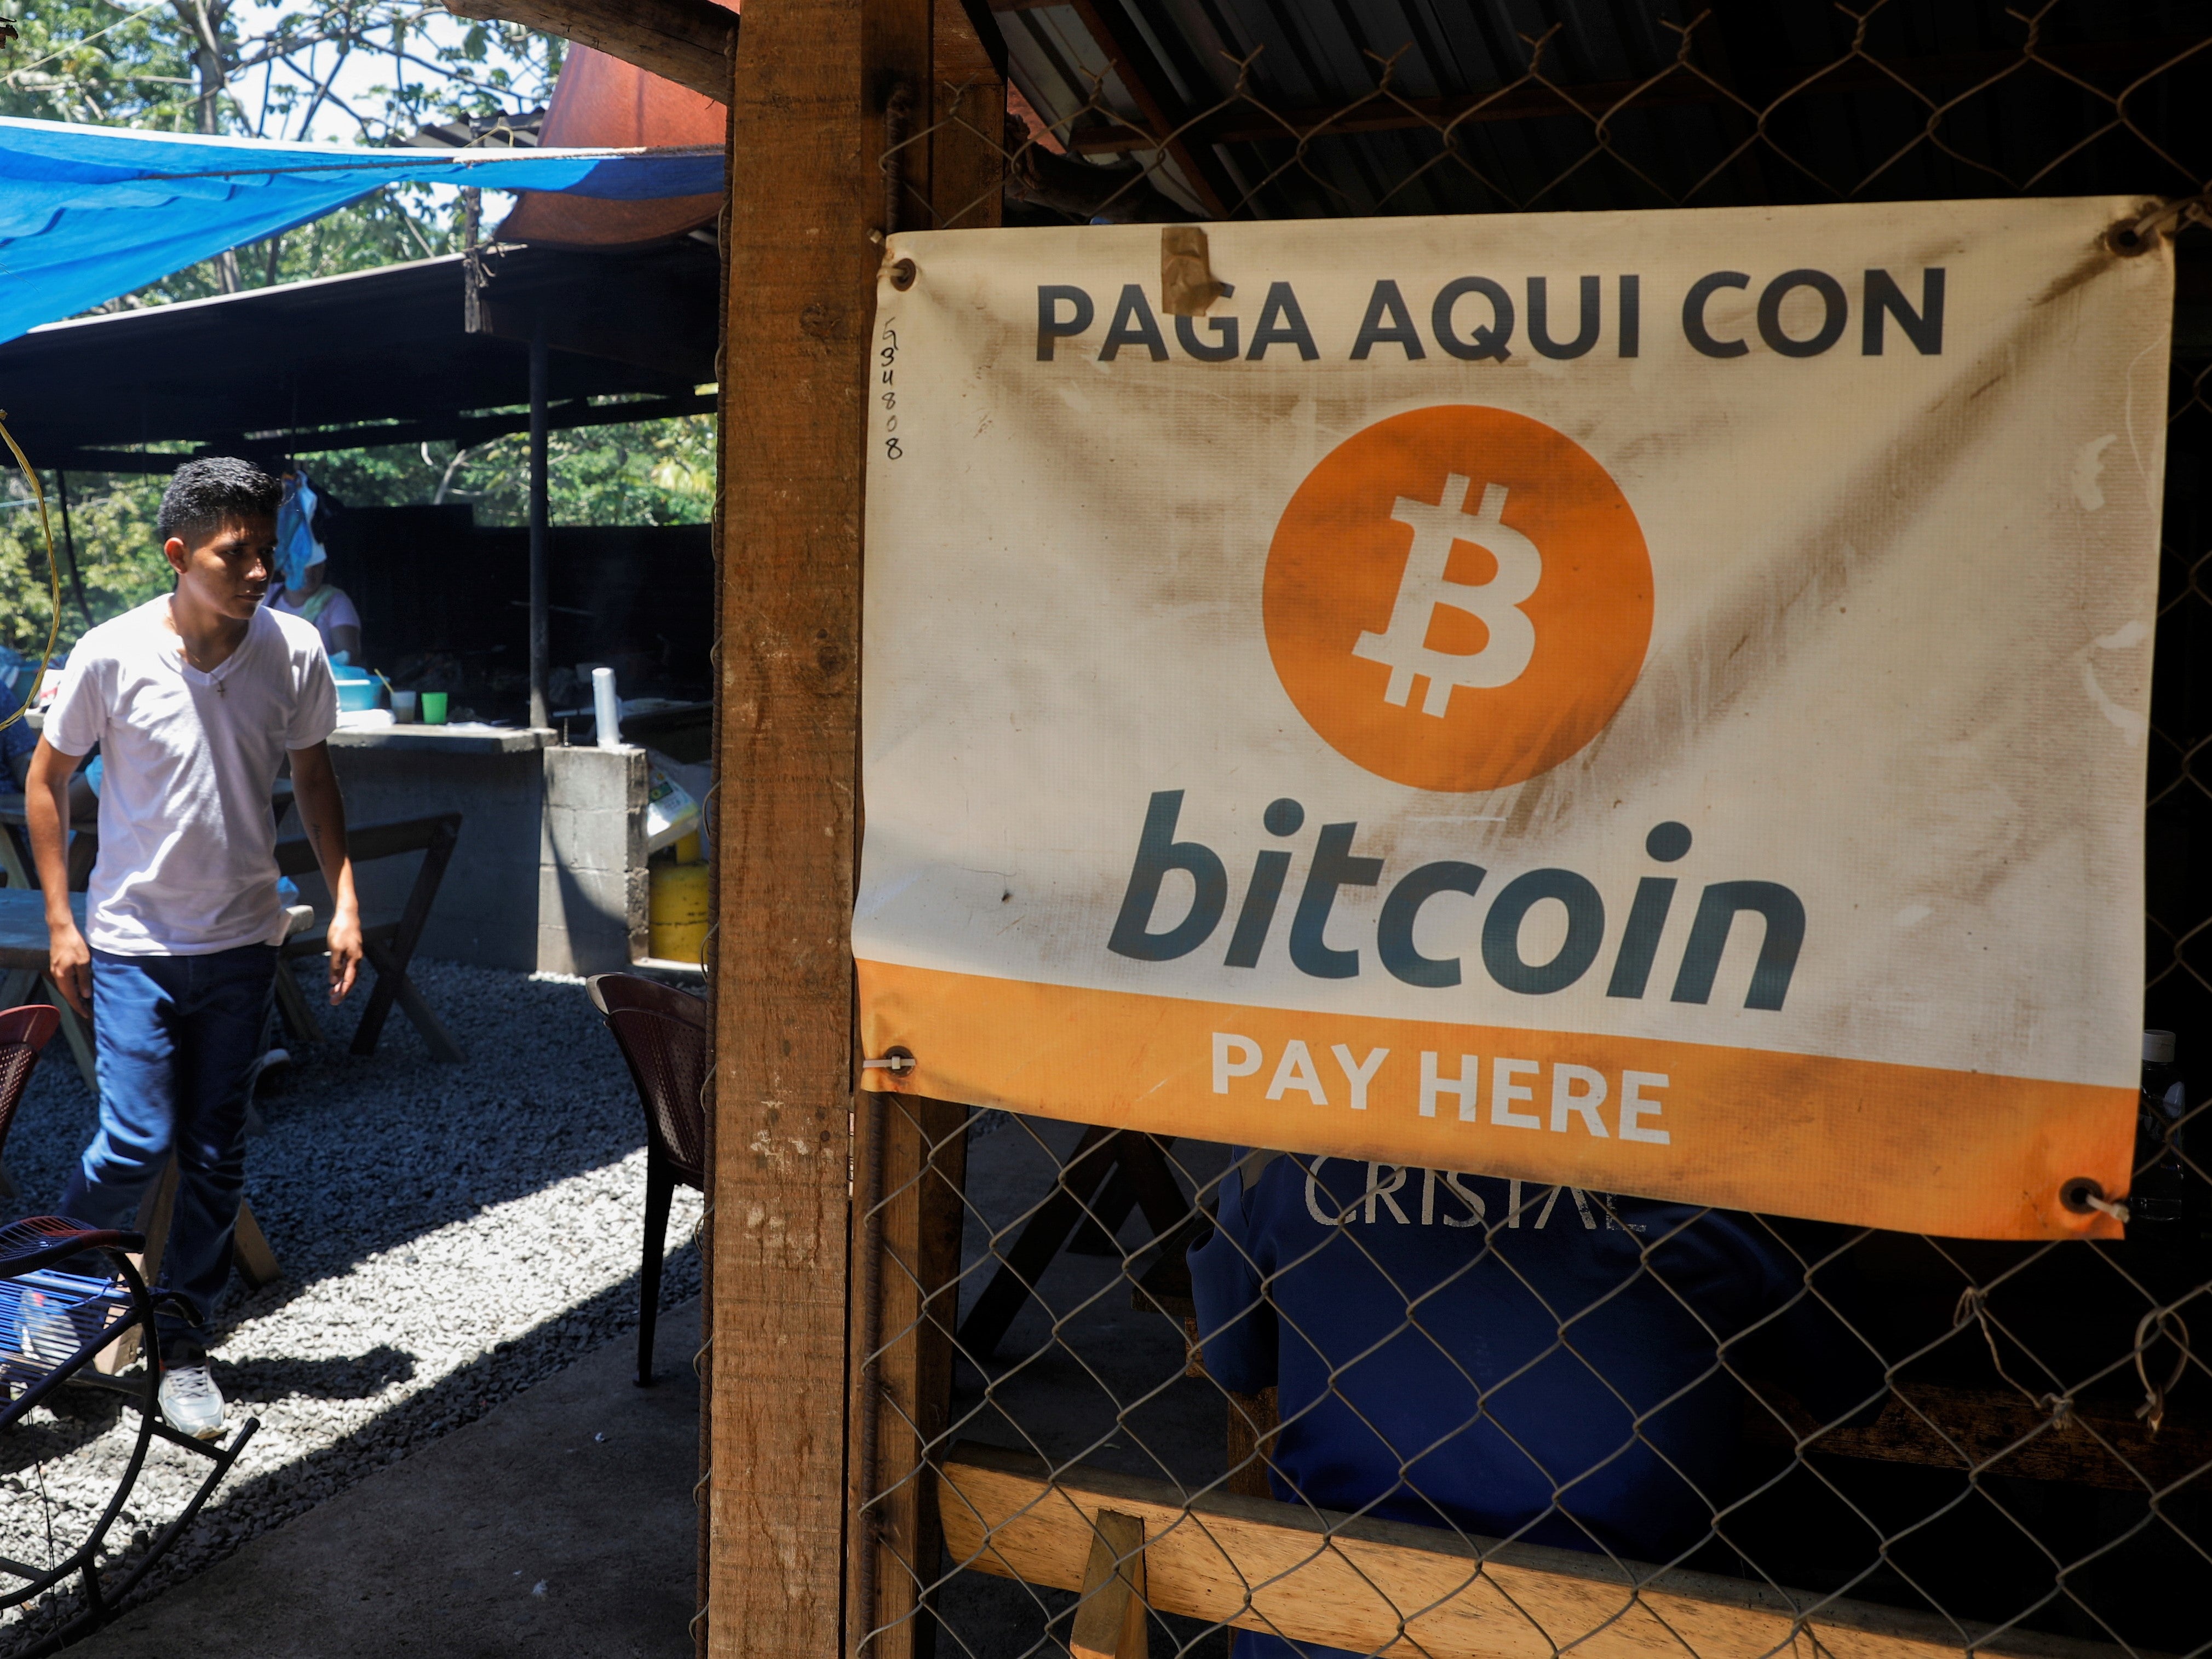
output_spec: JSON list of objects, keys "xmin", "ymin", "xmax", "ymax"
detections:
[{"xmin": 0, "ymin": 117, "xmax": 723, "ymax": 345}]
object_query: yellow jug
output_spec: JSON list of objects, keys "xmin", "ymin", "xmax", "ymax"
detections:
[{"xmin": 649, "ymin": 861, "xmax": 711, "ymax": 965}]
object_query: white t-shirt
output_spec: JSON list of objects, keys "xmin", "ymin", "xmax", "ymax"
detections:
[{"xmin": 45, "ymin": 598, "xmax": 338, "ymax": 956}]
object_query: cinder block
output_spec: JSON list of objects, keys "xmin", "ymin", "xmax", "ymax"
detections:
[
  {"xmin": 539, "ymin": 862, "xmax": 630, "ymax": 932},
  {"xmin": 624, "ymin": 866, "xmax": 650, "ymax": 960},
  {"xmin": 537, "ymin": 863, "xmax": 635, "ymax": 975},
  {"xmin": 543, "ymin": 745, "xmax": 647, "ymax": 814},
  {"xmin": 541, "ymin": 804, "xmax": 630, "ymax": 874}
]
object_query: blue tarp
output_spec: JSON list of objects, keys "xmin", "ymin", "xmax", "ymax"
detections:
[{"xmin": 0, "ymin": 117, "xmax": 723, "ymax": 344}]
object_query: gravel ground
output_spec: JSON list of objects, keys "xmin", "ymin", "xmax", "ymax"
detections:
[{"xmin": 0, "ymin": 959, "xmax": 703, "ymax": 1651}]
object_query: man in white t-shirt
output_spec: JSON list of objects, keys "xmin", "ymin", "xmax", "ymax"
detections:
[{"xmin": 27, "ymin": 457, "xmax": 364, "ymax": 1440}]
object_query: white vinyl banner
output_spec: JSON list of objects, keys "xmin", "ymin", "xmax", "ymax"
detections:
[{"xmin": 857, "ymin": 197, "xmax": 2173, "ymax": 1240}]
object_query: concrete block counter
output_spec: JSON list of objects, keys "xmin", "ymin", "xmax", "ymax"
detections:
[{"xmin": 311, "ymin": 727, "xmax": 649, "ymax": 976}]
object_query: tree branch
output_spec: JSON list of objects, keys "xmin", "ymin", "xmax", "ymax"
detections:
[{"xmin": 440, "ymin": 0, "xmax": 733, "ymax": 105}]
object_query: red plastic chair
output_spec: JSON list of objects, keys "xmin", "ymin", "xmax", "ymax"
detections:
[
  {"xmin": 587, "ymin": 975, "xmax": 707, "ymax": 1385},
  {"xmin": 0, "ymin": 1004, "xmax": 60, "ymax": 1165}
]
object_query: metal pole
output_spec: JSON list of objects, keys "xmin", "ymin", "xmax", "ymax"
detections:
[
  {"xmin": 55, "ymin": 471, "xmax": 91, "ymax": 626},
  {"xmin": 528, "ymin": 316, "xmax": 550, "ymax": 731}
]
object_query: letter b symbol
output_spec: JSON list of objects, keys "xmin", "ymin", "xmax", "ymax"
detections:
[
  {"xmin": 1108, "ymin": 791, "xmax": 1227, "ymax": 960},
  {"xmin": 1263, "ymin": 406, "xmax": 1653, "ymax": 794}
]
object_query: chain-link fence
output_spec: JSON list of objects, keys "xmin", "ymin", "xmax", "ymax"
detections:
[{"xmin": 855, "ymin": 5, "xmax": 2212, "ymax": 1656}]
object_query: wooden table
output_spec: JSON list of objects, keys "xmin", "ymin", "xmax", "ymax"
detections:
[
  {"xmin": 0, "ymin": 804, "xmax": 465, "ymax": 1069},
  {"xmin": 0, "ymin": 887, "xmax": 97, "ymax": 1086},
  {"xmin": 0, "ymin": 780, "xmax": 294, "ymax": 894}
]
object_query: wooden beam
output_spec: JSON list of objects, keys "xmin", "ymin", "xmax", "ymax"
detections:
[
  {"xmin": 929, "ymin": 0, "xmax": 1007, "ymax": 230},
  {"xmin": 697, "ymin": 108, "xmax": 727, "ymax": 1659},
  {"xmin": 710, "ymin": 0, "xmax": 922, "ymax": 1646},
  {"xmin": 852, "ymin": 1092, "xmax": 974, "ymax": 1657},
  {"xmin": 1221, "ymin": 1386, "xmax": 1277, "ymax": 1501},
  {"xmin": 839, "ymin": 24, "xmax": 1002, "ymax": 1659},
  {"xmin": 1049, "ymin": 0, "xmax": 1227, "ymax": 216},
  {"xmin": 938, "ymin": 1443, "xmax": 2149, "ymax": 1659},
  {"xmin": 441, "ymin": 0, "xmax": 737, "ymax": 104},
  {"xmin": 1068, "ymin": 1510, "xmax": 1149, "ymax": 1659},
  {"xmin": 52, "ymin": 393, "xmax": 717, "ymax": 475},
  {"xmin": 1746, "ymin": 1380, "xmax": 2212, "ymax": 1493}
]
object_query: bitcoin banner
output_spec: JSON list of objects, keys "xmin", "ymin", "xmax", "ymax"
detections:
[{"xmin": 857, "ymin": 197, "xmax": 2174, "ymax": 1239}]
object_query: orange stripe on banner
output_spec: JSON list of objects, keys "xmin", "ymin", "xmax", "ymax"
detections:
[{"xmin": 856, "ymin": 960, "xmax": 2134, "ymax": 1241}]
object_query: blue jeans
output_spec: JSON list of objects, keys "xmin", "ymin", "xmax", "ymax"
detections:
[{"xmin": 59, "ymin": 943, "xmax": 277, "ymax": 1360}]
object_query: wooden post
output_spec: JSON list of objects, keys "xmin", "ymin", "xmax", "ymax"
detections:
[
  {"xmin": 844, "ymin": 14, "xmax": 1004, "ymax": 1659},
  {"xmin": 696, "ymin": 92, "xmax": 731, "ymax": 1659},
  {"xmin": 850, "ymin": 1092, "xmax": 970, "ymax": 1656},
  {"xmin": 1068, "ymin": 1511, "xmax": 1150, "ymax": 1659},
  {"xmin": 709, "ymin": 0, "xmax": 936, "ymax": 1645}
]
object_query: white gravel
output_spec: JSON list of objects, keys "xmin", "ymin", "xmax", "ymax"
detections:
[{"xmin": 0, "ymin": 958, "xmax": 704, "ymax": 1650}]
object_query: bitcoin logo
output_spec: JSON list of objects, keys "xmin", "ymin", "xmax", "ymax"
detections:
[
  {"xmin": 1352, "ymin": 476, "xmax": 1540, "ymax": 713},
  {"xmin": 1263, "ymin": 406, "xmax": 1653, "ymax": 794}
]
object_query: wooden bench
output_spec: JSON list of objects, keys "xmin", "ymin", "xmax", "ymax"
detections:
[
  {"xmin": 935, "ymin": 1443, "xmax": 2135, "ymax": 1659},
  {"xmin": 0, "ymin": 780, "xmax": 292, "ymax": 896},
  {"xmin": 0, "ymin": 888, "xmax": 104, "ymax": 1093},
  {"xmin": 273, "ymin": 811, "xmax": 466, "ymax": 1064}
]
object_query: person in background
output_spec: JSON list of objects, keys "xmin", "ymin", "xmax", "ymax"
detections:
[
  {"xmin": 268, "ymin": 543, "xmax": 360, "ymax": 661},
  {"xmin": 0, "ymin": 670, "xmax": 37, "ymax": 791},
  {"xmin": 1188, "ymin": 1155, "xmax": 1885, "ymax": 1659},
  {"xmin": 27, "ymin": 456, "xmax": 363, "ymax": 1442},
  {"xmin": 266, "ymin": 467, "xmax": 361, "ymax": 661}
]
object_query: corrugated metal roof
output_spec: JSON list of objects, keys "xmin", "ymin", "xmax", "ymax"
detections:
[{"xmin": 991, "ymin": 0, "xmax": 2212, "ymax": 221}]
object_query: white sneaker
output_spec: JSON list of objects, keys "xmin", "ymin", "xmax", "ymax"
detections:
[{"xmin": 158, "ymin": 1364, "xmax": 226, "ymax": 1440}]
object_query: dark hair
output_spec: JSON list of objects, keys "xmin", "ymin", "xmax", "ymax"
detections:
[{"xmin": 157, "ymin": 457, "xmax": 282, "ymax": 545}]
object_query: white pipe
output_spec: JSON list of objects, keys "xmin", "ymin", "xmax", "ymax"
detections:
[{"xmin": 593, "ymin": 665, "xmax": 622, "ymax": 748}]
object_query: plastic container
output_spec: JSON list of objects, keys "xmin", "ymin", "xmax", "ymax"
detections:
[
  {"xmin": 644, "ymin": 762, "xmax": 700, "ymax": 853},
  {"xmin": 331, "ymin": 664, "xmax": 379, "ymax": 713},
  {"xmin": 649, "ymin": 861, "xmax": 711, "ymax": 964},
  {"xmin": 420, "ymin": 692, "xmax": 449, "ymax": 725}
]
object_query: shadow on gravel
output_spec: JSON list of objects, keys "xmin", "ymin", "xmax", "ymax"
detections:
[
  {"xmin": 212, "ymin": 1346, "xmax": 417, "ymax": 1402},
  {"xmin": 2, "ymin": 1246, "xmax": 701, "ymax": 1654},
  {"xmin": 0, "ymin": 960, "xmax": 659, "ymax": 1326}
]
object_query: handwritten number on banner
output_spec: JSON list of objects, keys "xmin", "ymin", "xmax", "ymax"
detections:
[{"xmin": 880, "ymin": 324, "xmax": 903, "ymax": 460}]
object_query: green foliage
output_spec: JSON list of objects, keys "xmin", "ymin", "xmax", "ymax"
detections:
[
  {"xmin": 0, "ymin": 409, "xmax": 714, "ymax": 661},
  {"xmin": 0, "ymin": 4, "xmax": 708, "ymax": 652},
  {"xmin": 6, "ymin": 0, "xmax": 564, "ymax": 310},
  {"xmin": 311, "ymin": 413, "xmax": 716, "ymax": 527},
  {"xmin": 0, "ymin": 1, "xmax": 560, "ymax": 136},
  {"xmin": 0, "ymin": 1, "xmax": 199, "ymax": 129},
  {"xmin": 0, "ymin": 467, "xmax": 177, "ymax": 659}
]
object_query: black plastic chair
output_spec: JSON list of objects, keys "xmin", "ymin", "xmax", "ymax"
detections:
[
  {"xmin": 0, "ymin": 1006, "xmax": 258, "ymax": 1654},
  {"xmin": 588, "ymin": 974, "xmax": 707, "ymax": 1386}
]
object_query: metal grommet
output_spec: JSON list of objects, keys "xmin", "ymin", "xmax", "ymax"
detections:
[
  {"xmin": 2104, "ymin": 221, "xmax": 2153, "ymax": 257},
  {"xmin": 889, "ymin": 258, "xmax": 917, "ymax": 291},
  {"xmin": 860, "ymin": 1045, "xmax": 916, "ymax": 1076},
  {"xmin": 2059, "ymin": 1177, "xmax": 2129, "ymax": 1224},
  {"xmin": 2059, "ymin": 1177, "xmax": 2103, "ymax": 1213}
]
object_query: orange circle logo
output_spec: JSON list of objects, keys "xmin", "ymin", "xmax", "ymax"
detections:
[{"xmin": 1263, "ymin": 405, "xmax": 1653, "ymax": 793}]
